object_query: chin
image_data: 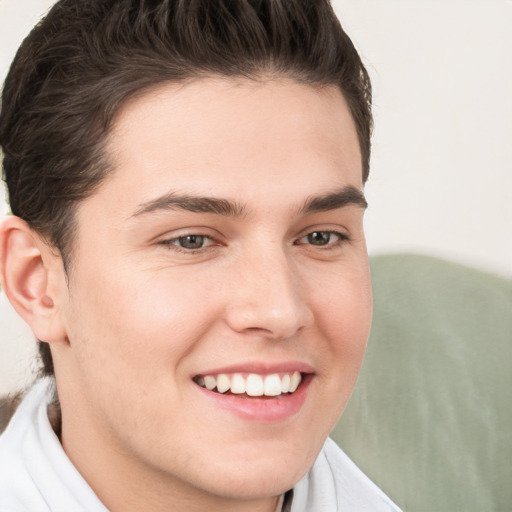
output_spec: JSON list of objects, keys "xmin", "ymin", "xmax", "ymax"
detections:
[
  {"xmin": 202, "ymin": 463, "xmax": 307, "ymax": 501},
  {"xmin": 186, "ymin": 439, "xmax": 319, "ymax": 500}
]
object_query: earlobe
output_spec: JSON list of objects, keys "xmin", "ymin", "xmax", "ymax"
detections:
[{"xmin": 0, "ymin": 216, "xmax": 67, "ymax": 344}]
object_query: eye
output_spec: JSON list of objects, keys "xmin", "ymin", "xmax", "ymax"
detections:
[
  {"xmin": 161, "ymin": 234, "xmax": 215, "ymax": 250},
  {"xmin": 297, "ymin": 230, "xmax": 348, "ymax": 247}
]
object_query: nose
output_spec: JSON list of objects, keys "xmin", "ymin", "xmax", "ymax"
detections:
[{"xmin": 225, "ymin": 249, "xmax": 314, "ymax": 340}]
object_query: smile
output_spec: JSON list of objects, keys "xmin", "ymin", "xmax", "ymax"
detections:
[{"xmin": 194, "ymin": 371, "xmax": 302, "ymax": 397}]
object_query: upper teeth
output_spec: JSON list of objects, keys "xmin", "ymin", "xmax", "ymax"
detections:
[{"xmin": 196, "ymin": 371, "xmax": 302, "ymax": 396}]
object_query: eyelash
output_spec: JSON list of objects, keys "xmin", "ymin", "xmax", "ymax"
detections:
[
  {"xmin": 295, "ymin": 230, "xmax": 350, "ymax": 249},
  {"xmin": 158, "ymin": 234, "xmax": 217, "ymax": 253},
  {"xmin": 159, "ymin": 230, "xmax": 349, "ymax": 253}
]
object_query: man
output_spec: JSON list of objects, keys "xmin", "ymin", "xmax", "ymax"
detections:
[{"xmin": 0, "ymin": 1, "xmax": 401, "ymax": 510}]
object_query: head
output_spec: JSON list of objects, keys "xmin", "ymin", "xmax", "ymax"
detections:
[{"xmin": 0, "ymin": 0, "xmax": 372, "ymax": 509}]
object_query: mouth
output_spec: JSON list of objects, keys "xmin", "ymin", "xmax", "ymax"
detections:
[
  {"xmin": 192, "ymin": 367, "xmax": 313, "ymax": 422},
  {"xmin": 193, "ymin": 371, "xmax": 303, "ymax": 398}
]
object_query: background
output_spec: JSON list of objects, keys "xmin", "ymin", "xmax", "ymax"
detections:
[{"xmin": 1, "ymin": 0, "xmax": 511, "ymax": 395}]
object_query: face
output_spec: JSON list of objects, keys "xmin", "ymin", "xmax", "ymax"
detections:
[{"xmin": 52, "ymin": 78, "xmax": 372, "ymax": 509}]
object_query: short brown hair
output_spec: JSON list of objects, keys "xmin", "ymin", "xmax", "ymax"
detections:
[{"xmin": 1, "ymin": 0, "xmax": 372, "ymax": 376}]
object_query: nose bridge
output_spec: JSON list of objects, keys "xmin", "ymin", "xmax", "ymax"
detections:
[{"xmin": 226, "ymin": 241, "xmax": 313, "ymax": 338}]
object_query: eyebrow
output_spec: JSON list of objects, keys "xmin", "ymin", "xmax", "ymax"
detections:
[
  {"xmin": 299, "ymin": 185, "xmax": 368, "ymax": 214},
  {"xmin": 132, "ymin": 185, "xmax": 367, "ymax": 219},
  {"xmin": 132, "ymin": 193, "xmax": 246, "ymax": 218}
]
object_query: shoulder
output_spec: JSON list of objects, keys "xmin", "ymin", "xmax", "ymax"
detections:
[
  {"xmin": 324, "ymin": 438, "xmax": 401, "ymax": 508},
  {"xmin": 0, "ymin": 379, "xmax": 108, "ymax": 512},
  {"xmin": 0, "ymin": 380, "xmax": 50, "ymax": 511},
  {"xmin": 290, "ymin": 438, "xmax": 402, "ymax": 512}
]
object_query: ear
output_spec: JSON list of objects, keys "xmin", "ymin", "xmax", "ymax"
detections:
[{"xmin": 0, "ymin": 216, "xmax": 68, "ymax": 344}]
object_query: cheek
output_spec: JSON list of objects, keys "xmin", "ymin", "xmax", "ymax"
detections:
[
  {"xmin": 297, "ymin": 262, "xmax": 371, "ymax": 440},
  {"xmin": 318, "ymin": 260, "xmax": 372, "ymax": 341},
  {"xmin": 62, "ymin": 271, "xmax": 208, "ymax": 435},
  {"xmin": 66, "ymin": 267, "xmax": 218, "ymax": 379},
  {"xmin": 312, "ymin": 261, "xmax": 372, "ymax": 386}
]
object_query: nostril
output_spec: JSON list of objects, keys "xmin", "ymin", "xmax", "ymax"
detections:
[{"xmin": 225, "ymin": 303, "xmax": 313, "ymax": 340}]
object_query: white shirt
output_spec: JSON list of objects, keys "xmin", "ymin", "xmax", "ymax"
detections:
[{"xmin": 0, "ymin": 378, "xmax": 401, "ymax": 512}]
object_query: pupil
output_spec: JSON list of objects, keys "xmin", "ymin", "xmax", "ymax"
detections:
[
  {"xmin": 180, "ymin": 235, "xmax": 204, "ymax": 249},
  {"xmin": 308, "ymin": 231, "xmax": 330, "ymax": 245}
]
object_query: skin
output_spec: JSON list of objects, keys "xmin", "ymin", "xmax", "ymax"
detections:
[{"xmin": 0, "ymin": 77, "xmax": 372, "ymax": 512}]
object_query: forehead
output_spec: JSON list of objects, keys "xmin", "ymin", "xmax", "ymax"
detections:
[{"xmin": 84, "ymin": 77, "xmax": 363, "ymax": 221}]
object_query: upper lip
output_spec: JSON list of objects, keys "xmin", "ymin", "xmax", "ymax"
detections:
[{"xmin": 193, "ymin": 361, "xmax": 315, "ymax": 377}]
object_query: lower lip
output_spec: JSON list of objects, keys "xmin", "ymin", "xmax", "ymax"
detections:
[{"xmin": 194, "ymin": 374, "xmax": 313, "ymax": 423}]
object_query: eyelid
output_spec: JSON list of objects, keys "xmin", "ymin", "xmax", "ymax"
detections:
[
  {"xmin": 166, "ymin": 234, "xmax": 214, "ymax": 247},
  {"xmin": 156, "ymin": 228, "xmax": 224, "ymax": 252},
  {"xmin": 295, "ymin": 228, "xmax": 350, "ymax": 248}
]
